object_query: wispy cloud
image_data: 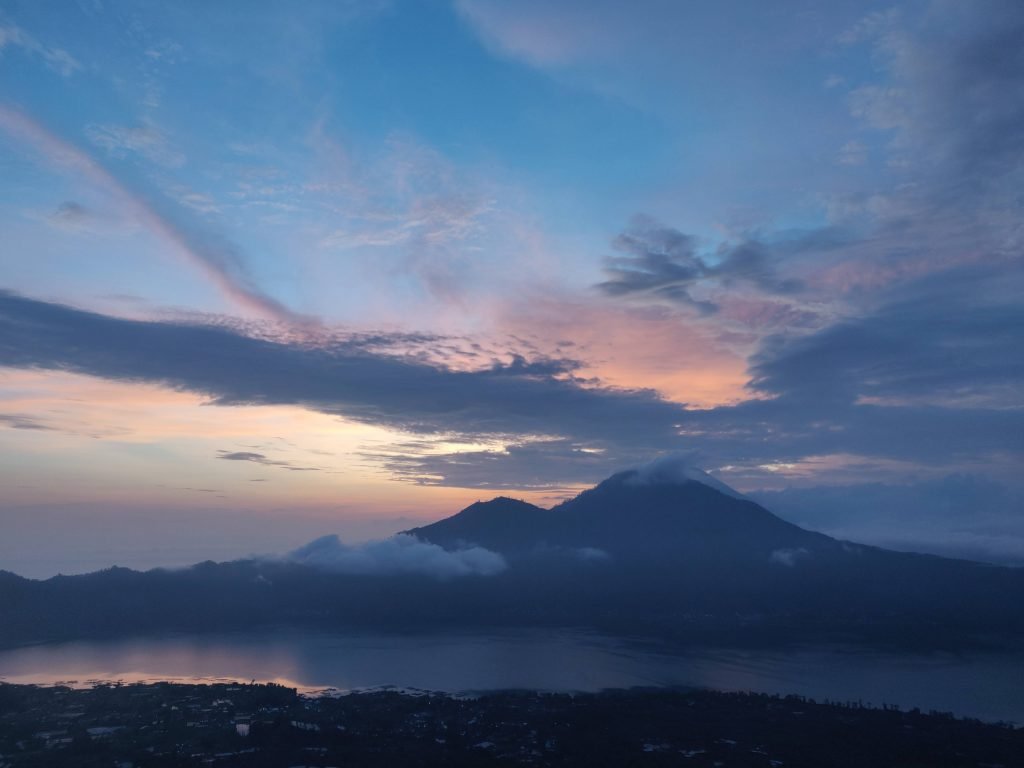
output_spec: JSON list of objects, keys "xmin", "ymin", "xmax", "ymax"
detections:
[
  {"xmin": 217, "ymin": 450, "xmax": 320, "ymax": 472},
  {"xmin": 597, "ymin": 216, "xmax": 806, "ymax": 313},
  {"xmin": 310, "ymin": 128, "xmax": 500, "ymax": 303},
  {"xmin": 843, "ymin": 1, "xmax": 1024, "ymax": 199},
  {"xmin": 0, "ymin": 23, "xmax": 79, "ymax": 76},
  {"xmin": 85, "ymin": 120, "xmax": 186, "ymax": 169},
  {"xmin": 0, "ymin": 105, "xmax": 306, "ymax": 326},
  {"xmin": 45, "ymin": 200, "xmax": 96, "ymax": 232},
  {"xmin": 0, "ymin": 413, "xmax": 55, "ymax": 431},
  {"xmin": 455, "ymin": 0, "xmax": 628, "ymax": 68}
]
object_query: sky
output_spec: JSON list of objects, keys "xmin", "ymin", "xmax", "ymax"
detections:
[{"xmin": 1, "ymin": 0, "xmax": 1022, "ymax": 576}]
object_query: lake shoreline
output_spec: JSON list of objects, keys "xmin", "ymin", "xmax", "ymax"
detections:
[{"xmin": 1, "ymin": 628, "xmax": 1023, "ymax": 725}]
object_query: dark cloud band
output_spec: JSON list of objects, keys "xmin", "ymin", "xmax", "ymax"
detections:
[{"xmin": 1, "ymin": 285, "xmax": 1021, "ymax": 492}]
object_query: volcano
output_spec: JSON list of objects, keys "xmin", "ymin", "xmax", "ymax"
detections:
[
  {"xmin": 2, "ymin": 460, "xmax": 1023, "ymax": 649},
  {"xmin": 406, "ymin": 465, "xmax": 833, "ymax": 565}
]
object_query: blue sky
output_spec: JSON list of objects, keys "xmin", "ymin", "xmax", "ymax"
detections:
[{"xmin": 1, "ymin": 0, "xmax": 1022, "ymax": 575}]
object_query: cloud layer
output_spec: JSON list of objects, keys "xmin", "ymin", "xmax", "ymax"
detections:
[
  {"xmin": 753, "ymin": 475, "xmax": 1024, "ymax": 566},
  {"xmin": 284, "ymin": 533, "xmax": 507, "ymax": 579},
  {"xmin": 598, "ymin": 217, "xmax": 805, "ymax": 313},
  {"xmin": 0, "ymin": 290, "xmax": 684, "ymax": 450},
  {"xmin": 1, "ymin": 286, "xmax": 1021, "ymax": 491}
]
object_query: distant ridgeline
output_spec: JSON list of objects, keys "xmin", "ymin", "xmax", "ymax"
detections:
[{"xmin": 2, "ymin": 466, "xmax": 1023, "ymax": 649}]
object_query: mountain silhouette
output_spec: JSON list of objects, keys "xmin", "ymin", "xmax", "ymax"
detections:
[
  {"xmin": 407, "ymin": 468, "xmax": 832, "ymax": 565},
  {"xmin": 2, "ymin": 461, "xmax": 1023, "ymax": 650}
]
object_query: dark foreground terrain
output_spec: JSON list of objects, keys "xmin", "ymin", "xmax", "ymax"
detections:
[{"xmin": 0, "ymin": 682, "xmax": 1020, "ymax": 767}]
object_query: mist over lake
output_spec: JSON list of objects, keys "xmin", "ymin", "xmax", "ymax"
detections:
[{"xmin": 2, "ymin": 630, "xmax": 1022, "ymax": 725}]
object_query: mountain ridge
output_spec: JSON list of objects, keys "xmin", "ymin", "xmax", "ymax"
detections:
[
  {"xmin": 1, "ymin": 462, "xmax": 1023, "ymax": 651},
  {"xmin": 406, "ymin": 466, "xmax": 834, "ymax": 564}
]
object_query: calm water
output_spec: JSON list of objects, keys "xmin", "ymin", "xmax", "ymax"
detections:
[{"xmin": 1, "ymin": 630, "xmax": 1022, "ymax": 724}]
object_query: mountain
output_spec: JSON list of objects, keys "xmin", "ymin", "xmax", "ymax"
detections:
[
  {"xmin": 406, "ymin": 468, "xmax": 832, "ymax": 565},
  {"xmin": 405, "ymin": 496, "xmax": 551, "ymax": 555},
  {"xmin": 404, "ymin": 467, "xmax": 1024, "ymax": 642},
  {"xmin": 2, "ymin": 463, "xmax": 1023, "ymax": 650}
]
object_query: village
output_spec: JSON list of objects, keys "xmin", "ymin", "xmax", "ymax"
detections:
[{"xmin": 0, "ymin": 681, "xmax": 1020, "ymax": 767}]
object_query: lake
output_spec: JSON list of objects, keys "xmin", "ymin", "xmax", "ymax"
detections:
[{"xmin": 1, "ymin": 629, "xmax": 1022, "ymax": 724}]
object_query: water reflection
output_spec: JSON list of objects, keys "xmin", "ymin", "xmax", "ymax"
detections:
[{"xmin": 0, "ymin": 630, "xmax": 1021, "ymax": 724}]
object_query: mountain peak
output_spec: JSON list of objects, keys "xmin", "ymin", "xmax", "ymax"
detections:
[
  {"xmin": 410, "ymin": 459, "xmax": 815, "ymax": 561},
  {"xmin": 602, "ymin": 455, "xmax": 745, "ymax": 500},
  {"xmin": 402, "ymin": 496, "xmax": 547, "ymax": 553},
  {"xmin": 462, "ymin": 496, "xmax": 540, "ymax": 513}
]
